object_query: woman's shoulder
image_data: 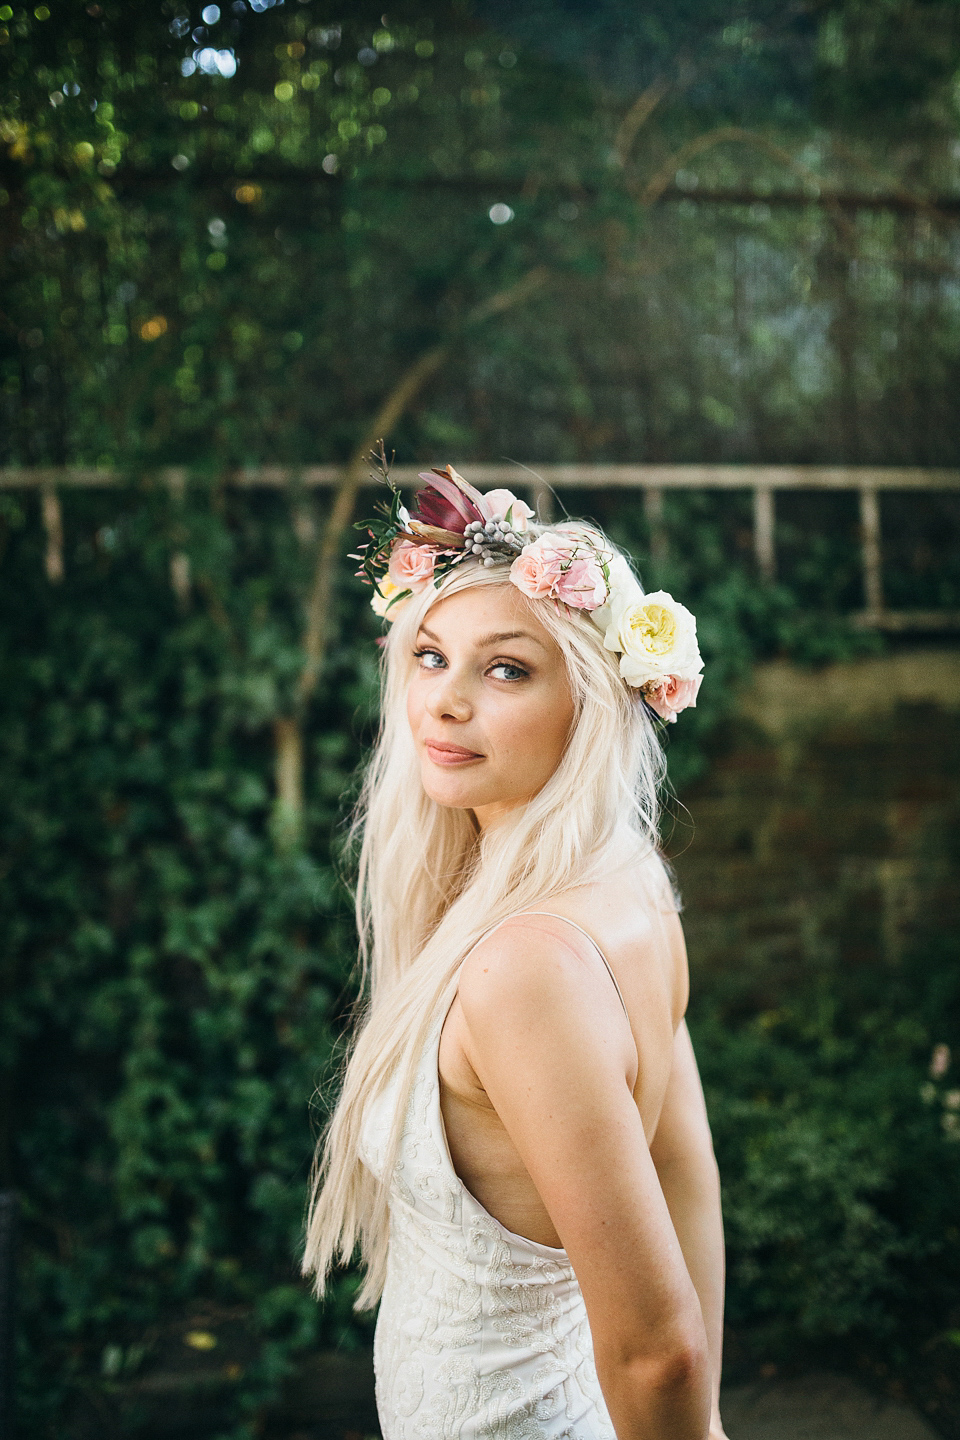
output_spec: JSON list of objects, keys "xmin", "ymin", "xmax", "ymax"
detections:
[
  {"xmin": 460, "ymin": 910, "xmax": 608, "ymax": 991},
  {"xmin": 458, "ymin": 857, "xmax": 682, "ymax": 1009},
  {"xmin": 455, "ymin": 911, "xmax": 622, "ymax": 1029},
  {"xmin": 549, "ymin": 847, "xmax": 683, "ymax": 950},
  {"xmin": 514, "ymin": 854, "xmax": 688, "ymax": 1022}
]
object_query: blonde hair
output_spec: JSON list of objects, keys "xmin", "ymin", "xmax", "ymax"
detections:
[{"xmin": 302, "ymin": 532, "xmax": 670, "ymax": 1306}]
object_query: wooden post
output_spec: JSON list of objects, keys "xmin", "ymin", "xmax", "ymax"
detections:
[
  {"xmin": 753, "ymin": 485, "xmax": 775, "ymax": 578},
  {"xmin": 169, "ymin": 552, "xmax": 191, "ymax": 603},
  {"xmin": 859, "ymin": 484, "xmax": 884, "ymax": 617},
  {"xmin": 163, "ymin": 467, "xmax": 190, "ymax": 604},
  {"xmin": 273, "ymin": 716, "xmax": 304, "ymax": 847},
  {"xmin": 40, "ymin": 485, "xmax": 64, "ymax": 582},
  {"xmin": 644, "ymin": 486, "xmax": 667, "ymax": 569},
  {"xmin": 292, "ymin": 502, "xmax": 317, "ymax": 546}
]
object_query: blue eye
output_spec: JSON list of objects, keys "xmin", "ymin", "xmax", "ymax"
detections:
[
  {"xmin": 414, "ymin": 648, "xmax": 445, "ymax": 670},
  {"xmin": 489, "ymin": 662, "xmax": 528, "ymax": 681}
]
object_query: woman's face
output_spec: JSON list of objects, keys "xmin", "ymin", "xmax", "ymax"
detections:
[{"xmin": 406, "ymin": 582, "xmax": 576, "ymax": 829}]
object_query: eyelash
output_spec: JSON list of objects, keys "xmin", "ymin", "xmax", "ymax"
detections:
[{"xmin": 412, "ymin": 648, "xmax": 530, "ymax": 682}]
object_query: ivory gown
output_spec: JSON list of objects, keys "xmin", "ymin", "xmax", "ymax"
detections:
[{"xmin": 360, "ymin": 915, "xmax": 623, "ymax": 1440}]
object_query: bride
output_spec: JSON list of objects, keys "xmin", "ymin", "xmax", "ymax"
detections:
[{"xmin": 304, "ymin": 463, "xmax": 726, "ymax": 1440}]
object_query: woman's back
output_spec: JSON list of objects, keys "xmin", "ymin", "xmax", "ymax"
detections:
[
  {"xmin": 362, "ymin": 923, "xmax": 623, "ymax": 1438},
  {"xmin": 439, "ymin": 854, "xmax": 686, "ymax": 1249},
  {"xmin": 363, "ymin": 851, "xmax": 700, "ymax": 1439}
]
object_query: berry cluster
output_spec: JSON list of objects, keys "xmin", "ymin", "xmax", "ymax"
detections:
[{"xmin": 463, "ymin": 516, "xmax": 527, "ymax": 568}]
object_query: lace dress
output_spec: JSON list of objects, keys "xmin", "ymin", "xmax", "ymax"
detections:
[{"xmin": 360, "ymin": 914, "xmax": 622, "ymax": 1440}]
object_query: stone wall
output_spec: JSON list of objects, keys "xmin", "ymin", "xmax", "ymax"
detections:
[{"xmin": 671, "ymin": 649, "xmax": 960, "ymax": 1000}]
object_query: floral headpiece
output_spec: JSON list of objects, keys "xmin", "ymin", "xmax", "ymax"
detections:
[{"xmin": 354, "ymin": 454, "xmax": 703, "ymax": 723}]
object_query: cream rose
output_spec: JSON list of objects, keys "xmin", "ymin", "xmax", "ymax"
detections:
[
  {"xmin": 603, "ymin": 589, "xmax": 703, "ymax": 688},
  {"xmin": 370, "ymin": 576, "xmax": 411, "ymax": 621}
]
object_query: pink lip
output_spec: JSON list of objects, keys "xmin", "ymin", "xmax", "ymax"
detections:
[{"xmin": 424, "ymin": 739, "xmax": 484, "ymax": 765}]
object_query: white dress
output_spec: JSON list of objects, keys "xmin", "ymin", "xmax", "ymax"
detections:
[{"xmin": 360, "ymin": 914, "xmax": 624, "ymax": 1440}]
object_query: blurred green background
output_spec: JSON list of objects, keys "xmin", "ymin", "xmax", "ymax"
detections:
[{"xmin": 2, "ymin": 0, "xmax": 960, "ymax": 1436}]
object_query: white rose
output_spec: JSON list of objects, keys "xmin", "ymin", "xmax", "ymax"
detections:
[
  {"xmin": 589, "ymin": 552, "xmax": 641, "ymax": 637},
  {"xmin": 603, "ymin": 589, "xmax": 703, "ymax": 688}
]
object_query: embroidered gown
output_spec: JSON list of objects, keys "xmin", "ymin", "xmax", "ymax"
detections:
[{"xmin": 360, "ymin": 917, "xmax": 622, "ymax": 1440}]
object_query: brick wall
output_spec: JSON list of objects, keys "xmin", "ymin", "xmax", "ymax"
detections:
[{"xmin": 672, "ymin": 650, "xmax": 960, "ymax": 1001}]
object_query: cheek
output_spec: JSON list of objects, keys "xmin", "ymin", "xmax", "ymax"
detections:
[
  {"xmin": 501, "ymin": 686, "xmax": 573, "ymax": 777},
  {"xmin": 406, "ymin": 678, "xmax": 423, "ymax": 735},
  {"xmin": 540, "ymin": 709, "xmax": 573, "ymax": 771}
]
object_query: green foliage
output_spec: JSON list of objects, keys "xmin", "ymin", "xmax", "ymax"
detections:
[
  {"xmin": 4, "ymin": 1, "xmax": 960, "ymax": 471},
  {"xmin": 0, "ymin": 470, "xmax": 910, "ymax": 1434},
  {"xmin": 690, "ymin": 933, "xmax": 960, "ymax": 1364},
  {"xmin": 0, "ymin": 485, "xmax": 380, "ymax": 1433}
]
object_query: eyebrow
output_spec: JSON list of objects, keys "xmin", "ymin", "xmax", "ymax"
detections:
[{"xmin": 417, "ymin": 624, "xmax": 547, "ymax": 651}]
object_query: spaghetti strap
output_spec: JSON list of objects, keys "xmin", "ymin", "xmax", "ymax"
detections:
[
  {"xmin": 520, "ymin": 911, "xmax": 629, "ymax": 1019},
  {"xmin": 461, "ymin": 909, "xmax": 628, "ymax": 1020}
]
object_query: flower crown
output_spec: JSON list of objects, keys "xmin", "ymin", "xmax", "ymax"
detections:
[{"xmin": 354, "ymin": 455, "xmax": 703, "ymax": 723}]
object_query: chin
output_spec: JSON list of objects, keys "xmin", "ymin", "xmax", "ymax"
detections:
[
  {"xmin": 422, "ymin": 780, "xmax": 483, "ymax": 811},
  {"xmin": 420, "ymin": 765, "xmax": 486, "ymax": 812}
]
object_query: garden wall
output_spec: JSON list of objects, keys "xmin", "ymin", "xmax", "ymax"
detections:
[{"xmin": 674, "ymin": 648, "xmax": 960, "ymax": 995}]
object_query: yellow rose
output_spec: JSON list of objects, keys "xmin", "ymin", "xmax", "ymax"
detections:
[
  {"xmin": 603, "ymin": 588, "xmax": 702, "ymax": 688},
  {"xmin": 624, "ymin": 601, "xmax": 676, "ymax": 655},
  {"xmin": 370, "ymin": 576, "xmax": 411, "ymax": 621}
]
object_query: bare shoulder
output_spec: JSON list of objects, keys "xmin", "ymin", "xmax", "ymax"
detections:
[
  {"xmin": 457, "ymin": 914, "xmax": 624, "ymax": 1027},
  {"xmin": 548, "ymin": 850, "xmax": 690, "ymax": 1025},
  {"xmin": 454, "ymin": 915, "xmax": 638, "ymax": 1102}
]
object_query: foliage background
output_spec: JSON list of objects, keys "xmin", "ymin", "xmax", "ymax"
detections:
[{"xmin": 1, "ymin": 0, "xmax": 960, "ymax": 1434}]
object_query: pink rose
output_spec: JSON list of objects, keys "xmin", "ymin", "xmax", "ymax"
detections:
[
  {"xmin": 510, "ymin": 531, "xmax": 609, "ymax": 610},
  {"xmin": 642, "ymin": 674, "xmax": 703, "ymax": 724},
  {"xmin": 483, "ymin": 489, "xmax": 533, "ymax": 531},
  {"xmin": 388, "ymin": 539, "xmax": 436, "ymax": 592},
  {"xmin": 510, "ymin": 544, "xmax": 555, "ymax": 598},
  {"xmin": 553, "ymin": 553, "xmax": 608, "ymax": 609}
]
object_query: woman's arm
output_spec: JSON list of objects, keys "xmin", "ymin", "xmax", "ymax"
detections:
[
  {"xmin": 650, "ymin": 1021, "xmax": 727, "ymax": 1440},
  {"xmin": 457, "ymin": 922, "xmax": 712, "ymax": 1440}
]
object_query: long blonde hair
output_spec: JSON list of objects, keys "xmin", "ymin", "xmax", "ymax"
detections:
[{"xmin": 302, "ymin": 539, "xmax": 669, "ymax": 1306}]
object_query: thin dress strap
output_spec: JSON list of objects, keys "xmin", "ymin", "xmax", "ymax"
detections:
[{"xmin": 466, "ymin": 910, "xmax": 629, "ymax": 1020}]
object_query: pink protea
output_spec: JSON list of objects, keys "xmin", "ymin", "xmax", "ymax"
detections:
[{"xmin": 408, "ymin": 465, "xmax": 488, "ymax": 536}]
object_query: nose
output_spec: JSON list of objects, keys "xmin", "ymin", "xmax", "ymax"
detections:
[{"xmin": 425, "ymin": 668, "xmax": 473, "ymax": 723}]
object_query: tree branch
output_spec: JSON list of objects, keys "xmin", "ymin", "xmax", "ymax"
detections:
[
  {"xmin": 614, "ymin": 77, "xmax": 672, "ymax": 168},
  {"xmin": 635, "ymin": 125, "xmax": 860, "ymax": 245},
  {"xmin": 294, "ymin": 263, "xmax": 551, "ymax": 712}
]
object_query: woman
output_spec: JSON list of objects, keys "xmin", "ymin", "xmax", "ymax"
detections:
[{"xmin": 304, "ymin": 464, "xmax": 727, "ymax": 1440}]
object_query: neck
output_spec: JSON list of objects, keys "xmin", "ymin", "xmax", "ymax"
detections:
[{"xmin": 470, "ymin": 798, "xmax": 527, "ymax": 834}]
